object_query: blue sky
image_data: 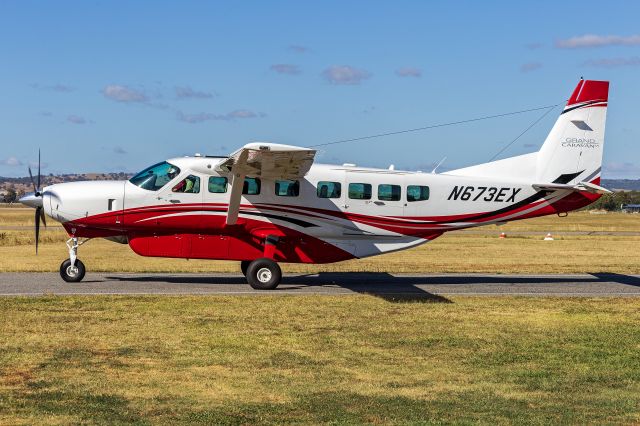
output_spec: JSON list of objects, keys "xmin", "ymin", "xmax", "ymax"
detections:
[{"xmin": 1, "ymin": 0, "xmax": 639, "ymax": 178}]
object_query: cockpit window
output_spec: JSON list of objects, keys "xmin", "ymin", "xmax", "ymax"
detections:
[
  {"xmin": 172, "ymin": 175, "xmax": 200, "ymax": 193},
  {"xmin": 129, "ymin": 161, "xmax": 180, "ymax": 191}
]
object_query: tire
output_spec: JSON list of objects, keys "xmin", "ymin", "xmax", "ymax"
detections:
[
  {"xmin": 240, "ymin": 260, "xmax": 251, "ymax": 277},
  {"xmin": 246, "ymin": 258, "xmax": 281, "ymax": 290},
  {"xmin": 59, "ymin": 259, "xmax": 86, "ymax": 282}
]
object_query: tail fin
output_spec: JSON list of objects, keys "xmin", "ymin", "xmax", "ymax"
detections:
[{"xmin": 536, "ymin": 79, "xmax": 609, "ymax": 185}]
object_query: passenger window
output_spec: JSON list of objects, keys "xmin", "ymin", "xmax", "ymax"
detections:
[
  {"xmin": 407, "ymin": 185, "xmax": 430, "ymax": 202},
  {"xmin": 208, "ymin": 176, "xmax": 228, "ymax": 193},
  {"xmin": 378, "ymin": 184, "xmax": 401, "ymax": 201},
  {"xmin": 242, "ymin": 177, "xmax": 261, "ymax": 195},
  {"xmin": 275, "ymin": 180, "xmax": 299, "ymax": 197},
  {"xmin": 172, "ymin": 175, "xmax": 200, "ymax": 193},
  {"xmin": 317, "ymin": 181, "xmax": 341, "ymax": 198},
  {"xmin": 348, "ymin": 183, "xmax": 372, "ymax": 200}
]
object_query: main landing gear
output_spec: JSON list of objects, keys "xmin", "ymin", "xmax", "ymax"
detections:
[
  {"xmin": 59, "ymin": 237, "xmax": 89, "ymax": 282},
  {"xmin": 241, "ymin": 258, "xmax": 282, "ymax": 290}
]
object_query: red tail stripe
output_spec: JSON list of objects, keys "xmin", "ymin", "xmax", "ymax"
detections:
[{"xmin": 566, "ymin": 80, "xmax": 609, "ymax": 106}]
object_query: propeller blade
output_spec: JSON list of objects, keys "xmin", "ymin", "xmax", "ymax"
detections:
[
  {"xmin": 28, "ymin": 166, "xmax": 37, "ymax": 193},
  {"xmin": 37, "ymin": 149, "xmax": 41, "ymax": 191},
  {"xmin": 35, "ymin": 207, "xmax": 41, "ymax": 255},
  {"xmin": 39, "ymin": 206, "xmax": 47, "ymax": 228}
]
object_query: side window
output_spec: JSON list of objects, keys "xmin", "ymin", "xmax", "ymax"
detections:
[
  {"xmin": 407, "ymin": 185, "xmax": 430, "ymax": 202},
  {"xmin": 317, "ymin": 181, "xmax": 341, "ymax": 198},
  {"xmin": 378, "ymin": 184, "xmax": 401, "ymax": 201},
  {"xmin": 275, "ymin": 180, "xmax": 299, "ymax": 197},
  {"xmin": 172, "ymin": 175, "xmax": 200, "ymax": 193},
  {"xmin": 348, "ymin": 183, "xmax": 372, "ymax": 200},
  {"xmin": 208, "ymin": 176, "xmax": 228, "ymax": 193},
  {"xmin": 242, "ymin": 177, "xmax": 261, "ymax": 195}
]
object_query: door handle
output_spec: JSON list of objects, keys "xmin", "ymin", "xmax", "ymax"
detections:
[
  {"xmin": 374, "ymin": 201, "xmax": 385, "ymax": 206},
  {"xmin": 169, "ymin": 199, "xmax": 181, "ymax": 204}
]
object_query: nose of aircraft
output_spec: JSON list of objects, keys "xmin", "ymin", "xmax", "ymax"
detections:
[{"xmin": 19, "ymin": 192, "xmax": 44, "ymax": 209}]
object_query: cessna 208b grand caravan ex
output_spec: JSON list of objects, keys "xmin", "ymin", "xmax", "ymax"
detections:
[{"xmin": 20, "ymin": 79, "xmax": 610, "ymax": 289}]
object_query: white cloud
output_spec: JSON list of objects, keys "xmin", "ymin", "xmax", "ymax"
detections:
[
  {"xmin": 30, "ymin": 83, "xmax": 74, "ymax": 92},
  {"xmin": 556, "ymin": 34, "xmax": 640, "ymax": 48},
  {"xmin": 177, "ymin": 109, "xmax": 266, "ymax": 124},
  {"xmin": 395, "ymin": 67, "xmax": 422, "ymax": 78},
  {"xmin": 520, "ymin": 62, "xmax": 543, "ymax": 73},
  {"xmin": 289, "ymin": 45, "xmax": 309, "ymax": 53},
  {"xmin": 270, "ymin": 64, "xmax": 301, "ymax": 75},
  {"xmin": 102, "ymin": 85, "xmax": 149, "ymax": 103},
  {"xmin": 525, "ymin": 42, "xmax": 544, "ymax": 50},
  {"xmin": 583, "ymin": 57, "xmax": 640, "ymax": 67},
  {"xmin": 175, "ymin": 86, "xmax": 214, "ymax": 99},
  {"xmin": 322, "ymin": 65, "xmax": 372, "ymax": 85},
  {"xmin": 2, "ymin": 157, "xmax": 23, "ymax": 166},
  {"xmin": 67, "ymin": 115, "xmax": 87, "ymax": 124},
  {"xmin": 227, "ymin": 109, "xmax": 263, "ymax": 119}
]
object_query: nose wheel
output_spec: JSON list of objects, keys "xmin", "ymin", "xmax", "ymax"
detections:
[
  {"xmin": 59, "ymin": 237, "xmax": 89, "ymax": 282},
  {"xmin": 245, "ymin": 258, "xmax": 282, "ymax": 290},
  {"xmin": 60, "ymin": 258, "xmax": 86, "ymax": 282}
]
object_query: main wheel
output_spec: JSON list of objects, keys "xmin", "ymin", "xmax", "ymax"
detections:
[
  {"xmin": 240, "ymin": 260, "xmax": 251, "ymax": 277},
  {"xmin": 246, "ymin": 258, "xmax": 282, "ymax": 290},
  {"xmin": 59, "ymin": 259, "xmax": 86, "ymax": 282}
]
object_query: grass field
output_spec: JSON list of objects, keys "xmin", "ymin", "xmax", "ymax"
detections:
[
  {"xmin": 1, "ymin": 296, "xmax": 640, "ymax": 424},
  {"xmin": 1, "ymin": 208, "xmax": 639, "ymax": 274}
]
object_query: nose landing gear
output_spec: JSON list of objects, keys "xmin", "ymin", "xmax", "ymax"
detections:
[{"xmin": 60, "ymin": 237, "xmax": 89, "ymax": 282}]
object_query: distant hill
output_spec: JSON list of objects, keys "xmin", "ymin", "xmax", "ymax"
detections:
[
  {"xmin": 0, "ymin": 172, "xmax": 132, "ymax": 197},
  {"xmin": 601, "ymin": 179, "xmax": 640, "ymax": 191}
]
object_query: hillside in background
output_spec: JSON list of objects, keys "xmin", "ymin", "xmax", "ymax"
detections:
[
  {"xmin": 601, "ymin": 179, "xmax": 640, "ymax": 191},
  {"xmin": 0, "ymin": 172, "xmax": 131, "ymax": 197}
]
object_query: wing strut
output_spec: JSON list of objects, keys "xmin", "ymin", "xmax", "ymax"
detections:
[{"xmin": 226, "ymin": 150, "xmax": 248, "ymax": 226}]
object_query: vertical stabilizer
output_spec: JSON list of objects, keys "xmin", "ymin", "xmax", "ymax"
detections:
[{"xmin": 536, "ymin": 79, "xmax": 609, "ymax": 184}]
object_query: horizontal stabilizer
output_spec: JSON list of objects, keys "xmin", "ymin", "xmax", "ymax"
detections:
[{"xmin": 533, "ymin": 181, "xmax": 611, "ymax": 194}]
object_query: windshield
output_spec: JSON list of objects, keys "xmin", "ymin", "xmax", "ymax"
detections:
[{"xmin": 129, "ymin": 161, "xmax": 180, "ymax": 191}]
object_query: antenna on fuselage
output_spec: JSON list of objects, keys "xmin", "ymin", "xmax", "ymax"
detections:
[{"xmin": 431, "ymin": 157, "xmax": 447, "ymax": 174}]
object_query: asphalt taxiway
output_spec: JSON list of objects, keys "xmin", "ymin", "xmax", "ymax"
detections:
[{"xmin": 1, "ymin": 272, "xmax": 639, "ymax": 297}]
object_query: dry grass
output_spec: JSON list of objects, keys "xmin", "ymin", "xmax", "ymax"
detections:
[
  {"xmin": 1, "ymin": 296, "xmax": 639, "ymax": 424},
  {"xmin": 1, "ymin": 208, "xmax": 640, "ymax": 274}
]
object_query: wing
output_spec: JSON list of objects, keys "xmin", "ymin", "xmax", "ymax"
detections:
[
  {"xmin": 217, "ymin": 142, "xmax": 316, "ymax": 179},
  {"xmin": 217, "ymin": 142, "xmax": 317, "ymax": 225},
  {"xmin": 533, "ymin": 181, "xmax": 611, "ymax": 194}
]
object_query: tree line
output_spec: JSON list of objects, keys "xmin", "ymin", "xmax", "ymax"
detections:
[{"xmin": 583, "ymin": 191, "xmax": 640, "ymax": 211}]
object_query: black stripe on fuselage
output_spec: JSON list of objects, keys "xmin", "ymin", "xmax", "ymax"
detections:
[
  {"xmin": 239, "ymin": 210, "xmax": 317, "ymax": 228},
  {"xmin": 433, "ymin": 190, "xmax": 552, "ymax": 224},
  {"xmin": 433, "ymin": 170, "xmax": 586, "ymax": 224}
]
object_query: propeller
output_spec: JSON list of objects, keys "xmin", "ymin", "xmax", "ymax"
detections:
[{"xmin": 26, "ymin": 149, "xmax": 46, "ymax": 254}]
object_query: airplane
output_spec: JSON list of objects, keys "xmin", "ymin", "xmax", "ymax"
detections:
[{"xmin": 19, "ymin": 79, "xmax": 610, "ymax": 289}]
